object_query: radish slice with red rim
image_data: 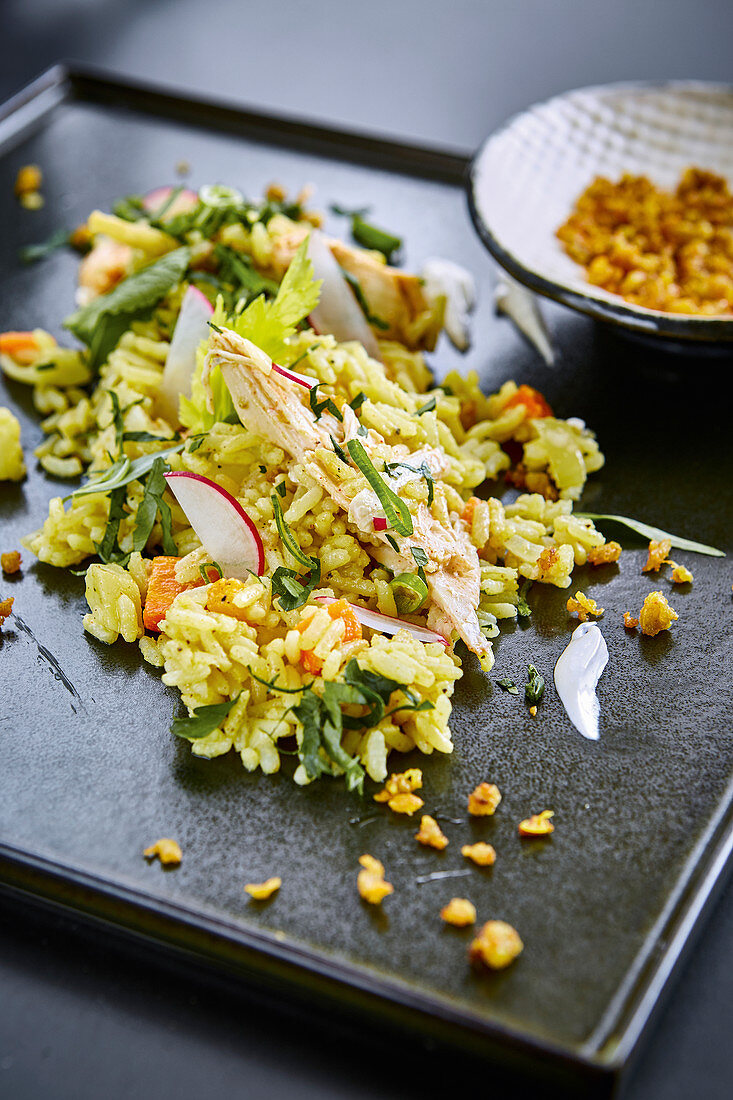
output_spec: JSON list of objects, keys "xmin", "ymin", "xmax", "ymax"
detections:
[
  {"xmin": 314, "ymin": 595, "xmax": 448, "ymax": 645},
  {"xmin": 164, "ymin": 472, "xmax": 265, "ymax": 579},
  {"xmin": 307, "ymin": 231, "xmax": 382, "ymax": 360},
  {"xmin": 270, "ymin": 361, "xmax": 317, "ymax": 389},
  {"xmin": 157, "ymin": 285, "xmax": 213, "ymax": 424},
  {"xmin": 143, "ymin": 186, "xmax": 199, "ymax": 220}
]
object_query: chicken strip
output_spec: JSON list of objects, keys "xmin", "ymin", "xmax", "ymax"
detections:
[
  {"xmin": 268, "ymin": 225, "xmax": 437, "ymax": 350},
  {"xmin": 205, "ymin": 327, "xmax": 490, "ymax": 658}
]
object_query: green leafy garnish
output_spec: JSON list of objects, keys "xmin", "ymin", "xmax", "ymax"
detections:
[
  {"xmin": 496, "ymin": 678, "xmax": 519, "ymax": 695},
  {"xmin": 525, "ymin": 665, "xmax": 545, "ymax": 705},
  {"xmin": 385, "ymin": 460, "xmax": 434, "ymax": 506},
  {"xmin": 20, "ymin": 227, "xmax": 70, "ymax": 265},
  {"xmin": 349, "ymin": 392, "xmax": 366, "ymax": 412},
  {"xmin": 94, "ymin": 487, "xmax": 128, "ymax": 564},
  {"xmin": 171, "ymin": 694, "xmax": 240, "ymax": 740},
  {"xmin": 346, "ymin": 438, "xmax": 413, "ymax": 537},
  {"xmin": 410, "ymin": 546, "xmax": 429, "ymax": 567},
  {"xmin": 65, "ymin": 247, "xmax": 190, "ymax": 371},
  {"xmin": 181, "ymin": 237, "xmax": 321, "ymax": 432},
  {"xmin": 385, "ymin": 534, "xmax": 399, "ymax": 553},
  {"xmin": 575, "ymin": 513, "xmax": 725, "ymax": 558},
  {"xmin": 131, "ymin": 456, "xmax": 177, "ymax": 555},
  {"xmin": 292, "ymin": 687, "xmax": 365, "ymax": 793},
  {"xmin": 517, "ymin": 579, "xmax": 532, "ymax": 618},
  {"xmin": 112, "ymin": 194, "xmax": 145, "ymax": 222},
  {"xmin": 275, "ymin": 481, "xmax": 287, "ymax": 498},
  {"xmin": 416, "ymin": 395, "xmax": 437, "ymax": 416},
  {"xmin": 70, "ymin": 442, "xmax": 185, "ymax": 499},
  {"xmin": 390, "ymin": 572, "xmax": 428, "ymax": 614},
  {"xmin": 271, "ymin": 492, "xmax": 321, "ymax": 610},
  {"xmin": 214, "ymin": 244, "xmax": 279, "ymax": 308},
  {"xmin": 309, "ymin": 385, "xmax": 343, "ymax": 422},
  {"xmin": 329, "ymin": 435, "xmax": 349, "ymax": 464},
  {"xmin": 351, "ymin": 214, "xmax": 402, "ymax": 262}
]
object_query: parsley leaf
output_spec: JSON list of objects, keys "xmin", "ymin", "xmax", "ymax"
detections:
[
  {"xmin": 517, "ymin": 579, "xmax": 532, "ymax": 618},
  {"xmin": 410, "ymin": 546, "xmax": 429, "ymax": 567},
  {"xmin": 496, "ymin": 678, "xmax": 519, "ymax": 695},
  {"xmin": 171, "ymin": 694, "xmax": 240, "ymax": 740},
  {"xmin": 384, "ymin": 460, "xmax": 434, "ymax": 506}
]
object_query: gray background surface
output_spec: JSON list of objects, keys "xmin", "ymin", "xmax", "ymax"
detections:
[{"xmin": 1, "ymin": 1, "xmax": 732, "ymax": 1097}]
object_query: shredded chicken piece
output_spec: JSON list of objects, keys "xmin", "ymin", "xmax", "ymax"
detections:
[
  {"xmin": 638, "ymin": 591, "xmax": 678, "ymax": 636},
  {"xmin": 357, "ymin": 854, "xmax": 393, "ymax": 905},
  {"xmin": 468, "ymin": 782, "xmax": 502, "ymax": 817},
  {"xmin": 245, "ymin": 877, "xmax": 281, "ymax": 900},
  {"xmin": 567, "ymin": 591, "xmax": 604, "ymax": 622},
  {"xmin": 268, "ymin": 225, "xmax": 435, "ymax": 349},
  {"xmin": 209, "ymin": 327, "xmax": 491, "ymax": 659},
  {"xmin": 643, "ymin": 538, "xmax": 672, "ymax": 573},
  {"xmin": 461, "ymin": 843, "xmax": 497, "ymax": 867},
  {"xmin": 587, "ymin": 541, "xmax": 622, "ymax": 566},
  {"xmin": 469, "ymin": 921, "xmax": 523, "ymax": 970},
  {"xmin": 415, "ymin": 815, "xmax": 449, "ymax": 850},
  {"xmin": 441, "ymin": 898, "xmax": 476, "ymax": 926},
  {"xmin": 143, "ymin": 838, "xmax": 182, "ymax": 866}
]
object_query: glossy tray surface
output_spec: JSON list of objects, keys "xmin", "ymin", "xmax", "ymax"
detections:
[{"xmin": 1, "ymin": 67, "xmax": 732, "ymax": 1091}]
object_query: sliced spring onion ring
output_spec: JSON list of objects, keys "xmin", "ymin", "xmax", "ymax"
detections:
[
  {"xmin": 314, "ymin": 596, "xmax": 447, "ymax": 645},
  {"xmin": 390, "ymin": 572, "xmax": 429, "ymax": 614}
]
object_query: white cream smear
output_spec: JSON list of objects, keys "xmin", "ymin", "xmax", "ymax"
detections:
[{"xmin": 553, "ymin": 622, "xmax": 609, "ymax": 741}]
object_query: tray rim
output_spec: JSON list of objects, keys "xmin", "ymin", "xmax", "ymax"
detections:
[{"xmin": 2, "ymin": 61, "xmax": 733, "ymax": 1092}]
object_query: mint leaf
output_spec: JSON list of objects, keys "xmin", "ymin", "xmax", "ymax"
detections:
[{"xmin": 171, "ymin": 694, "xmax": 240, "ymax": 740}]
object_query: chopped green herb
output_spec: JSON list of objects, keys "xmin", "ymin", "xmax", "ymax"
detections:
[
  {"xmin": 384, "ymin": 460, "xmax": 435, "ymax": 506},
  {"xmin": 525, "ymin": 665, "xmax": 545, "ymax": 705},
  {"xmin": 416, "ymin": 395, "xmax": 436, "ymax": 416},
  {"xmin": 34, "ymin": 361, "xmax": 57, "ymax": 372},
  {"xmin": 214, "ymin": 244, "xmax": 279, "ymax": 307},
  {"xmin": 496, "ymin": 678, "xmax": 519, "ymax": 696},
  {"xmin": 112, "ymin": 194, "xmax": 145, "ymax": 222},
  {"xmin": 575, "ymin": 513, "xmax": 725, "ymax": 558},
  {"xmin": 385, "ymin": 534, "xmax": 399, "ymax": 553},
  {"xmin": 517, "ymin": 579, "xmax": 532, "ymax": 618},
  {"xmin": 186, "ymin": 434, "xmax": 206, "ymax": 453},
  {"xmin": 258, "ymin": 464, "xmax": 267, "ymax": 474},
  {"xmin": 349, "ymin": 392, "xmax": 366, "ymax": 412},
  {"xmin": 346, "ymin": 438, "xmax": 413, "ymax": 537},
  {"xmin": 329, "ymin": 203, "xmax": 371, "ymax": 219},
  {"xmin": 309, "ymin": 385, "xmax": 343, "ymax": 422},
  {"xmin": 94, "ymin": 487, "xmax": 128, "ymax": 564},
  {"xmin": 329, "ymin": 435, "xmax": 349, "ymax": 464},
  {"xmin": 340, "ymin": 269, "xmax": 389, "ymax": 330},
  {"xmin": 199, "ymin": 561, "xmax": 223, "ymax": 583},
  {"xmin": 171, "ymin": 694, "xmax": 240, "ymax": 740},
  {"xmin": 275, "ymin": 481, "xmax": 287, "ymax": 498},
  {"xmin": 122, "ymin": 430, "xmax": 180, "ymax": 443},
  {"xmin": 19, "ymin": 227, "xmax": 70, "ymax": 265},
  {"xmin": 64, "ymin": 247, "xmax": 191, "ymax": 371},
  {"xmin": 207, "ymin": 320, "xmax": 223, "ymax": 334},
  {"xmin": 147, "ymin": 185, "xmax": 183, "ymax": 225},
  {"xmin": 70, "ymin": 442, "xmax": 185, "ymax": 499},
  {"xmin": 351, "ymin": 214, "xmax": 402, "ymax": 263},
  {"xmin": 271, "ymin": 493, "xmax": 321, "ymax": 610},
  {"xmin": 410, "ymin": 546, "xmax": 429, "ymax": 567}
]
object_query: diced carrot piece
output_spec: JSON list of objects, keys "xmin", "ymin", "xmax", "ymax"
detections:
[
  {"xmin": 461, "ymin": 496, "xmax": 480, "ymax": 524},
  {"xmin": 300, "ymin": 649, "xmax": 323, "ymax": 675},
  {"xmin": 143, "ymin": 556, "xmax": 191, "ymax": 632},
  {"xmin": 0, "ymin": 331, "xmax": 41, "ymax": 364},
  {"xmin": 504, "ymin": 384, "xmax": 553, "ymax": 419},
  {"xmin": 327, "ymin": 597, "xmax": 363, "ymax": 643}
]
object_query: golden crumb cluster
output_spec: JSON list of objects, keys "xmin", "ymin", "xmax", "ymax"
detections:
[
  {"xmin": 245, "ymin": 877, "xmax": 281, "ymax": 900},
  {"xmin": 1, "ymin": 551, "xmax": 21, "ymax": 574},
  {"xmin": 415, "ymin": 814, "xmax": 449, "ymax": 850},
  {"xmin": 467, "ymin": 782, "xmax": 502, "ymax": 817},
  {"xmin": 469, "ymin": 921, "xmax": 524, "ymax": 970},
  {"xmin": 374, "ymin": 768, "xmax": 424, "ymax": 815},
  {"xmin": 557, "ymin": 168, "xmax": 733, "ymax": 315},
  {"xmin": 518, "ymin": 809, "xmax": 555, "ymax": 837},
  {"xmin": 143, "ymin": 838, "xmax": 182, "ymax": 866},
  {"xmin": 0, "ymin": 595, "xmax": 13, "ymax": 628},
  {"xmin": 357, "ymin": 854, "xmax": 393, "ymax": 905},
  {"xmin": 567, "ymin": 591, "xmax": 603, "ymax": 622}
]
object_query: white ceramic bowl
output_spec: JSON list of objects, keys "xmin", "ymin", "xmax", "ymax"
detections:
[{"xmin": 468, "ymin": 82, "xmax": 733, "ymax": 346}]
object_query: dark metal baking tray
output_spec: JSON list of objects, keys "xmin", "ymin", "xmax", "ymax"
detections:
[{"xmin": 1, "ymin": 64, "xmax": 731, "ymax": 1097}]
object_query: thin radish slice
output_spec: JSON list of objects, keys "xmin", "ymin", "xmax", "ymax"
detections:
[
  {"xmin": 164, "ymin": 472, "xmax": 265, "ymax": 579},
  {"xmin": 143, "ymin": 186, "xmax": 199, "ymax": 220},
  {"xmin": 307, "ymin": 231, "xmax": 382, "ymax": 360},
  {"xmin": 314, "ymin": 596, "xmax": 448, "ymax": 645},
  {"xmin": 157, "ymin": 285, "xmax": 214, "ymax": 424},
  {"xmin": 271, "ymin": 361, "xmax": 317, "ymax": 389}
]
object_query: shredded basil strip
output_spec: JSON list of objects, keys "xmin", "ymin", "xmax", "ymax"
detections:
[
  {"xmin": 385, "ymin": 534, "xmax": 399, "ymax": 553},
  {"xmin": 20, "ymin": 227, "xmax": 70, "ymax": 265},
  {"xmin": 94, "ymin": 486, "xmax": 128, "ymax": 564},
  {"xmin": 525, "ymin": 665, "xmax": 545, "ymax": 705},
  {"xmin": 70, "ymin": 442, "xmax": 185, "ymax": 499},
  {"xmin": 384, "ymin": 460, "xmax": 434, "ymax": 506},
  {"xmin": 309, "ymin": 385, "xmax": 343, "ymax": 422},
  {"xmin": 171, "ymin": 693, "xmax": 240, "ymax": 740},
  {"xmin": 271, "ymin": 493, "xmax": 321, "ymax": 610},
  {"xmin": 329, "ymin": 435, "xmax": 349, "ymax": 464},
  {"xmin": 275, "ymin": 481, "xmax": 287, "ymax": 498},
  {"xmin": 131, "ymin": 456, "xmax": 177, "ymax": 555},
  {"xmin": 410, "ymin": 546, "xmax": 429, "ymax": 567},
  {"xmin": 575, "ymin": 513, "xmax": 725, "ymax": 558},
  {"xmin": 346, "ymin": 438, "xmax": 413, "ymax": 537},
  {"xmin": 416, "ymin": 395, "xmax": 437, "ymax": 416},
  {"xmin": 349, "ymin": 392, "xmax": 366, "ymax": 412}
]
